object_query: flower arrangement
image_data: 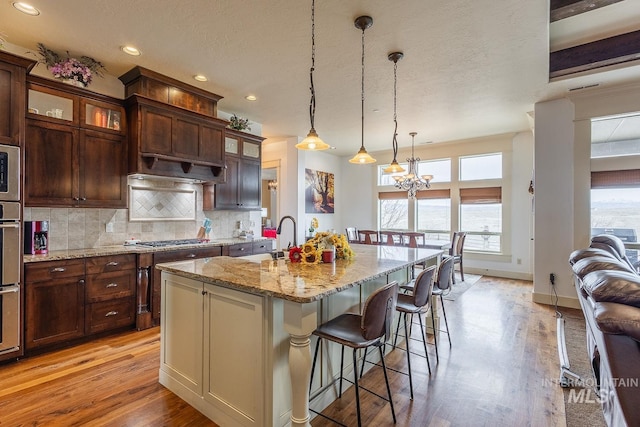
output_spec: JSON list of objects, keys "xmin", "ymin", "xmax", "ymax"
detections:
[
  {"xmin": 228, "ymin": 114, "xmax": 251, "ymax": 131},
  {"xmin": 293, "ymin": 231, "xmax": 355, "ymax": 264},
  {"xmin": 36, "ymin": 43, "xmax": 106, "ymax": 87}
]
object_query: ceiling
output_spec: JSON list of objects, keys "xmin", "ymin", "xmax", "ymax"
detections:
[{"xmin": 2, "ymin": 0, "xmax": 640, "ymax": 157}]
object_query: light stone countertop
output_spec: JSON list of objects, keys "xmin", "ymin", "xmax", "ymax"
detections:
[
  {"xmin": 23, "ymin": 237, "xmax": 273, "ymax": 263},
  {"xmin": 156, "ymin": 244, "xmax": 443, "ymax": 303}
]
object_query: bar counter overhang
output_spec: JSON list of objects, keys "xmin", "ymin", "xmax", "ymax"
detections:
[{"xmin": 157, "ymin": 244, "xmax": 443, "ymax": 426}]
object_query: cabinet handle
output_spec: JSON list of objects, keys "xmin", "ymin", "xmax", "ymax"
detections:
[
  {"xmin": 202, "ymin": 290, "xmax": 207, "ymax": 296},
  {"xmin": 73, "ymin": 197, "xmax": 80, "ymax": 201},
  {"xmin": 105, "ymin": 311, "xmax": 118, "ymax": 317},
  {"xmin": 51, "ymin": 267, "xmax": 66, "ymax": 273},
  {"xmin": 186, "ymin": 254, "xmax": 196, "ymax": 258},
  {"xmin": 79, "ymin": 279, "xmax": 85, "ymax": 285},
  {"xmin": 106, "ymin": 262, "xmax": 119, "ymax": 267},
  {"xmin": 106, "ymin": 283, "xmax": 118, "ymax": 288},
  {"xmin": 239, "ymin": 247, "xmax": 245, "ymax": 251}
]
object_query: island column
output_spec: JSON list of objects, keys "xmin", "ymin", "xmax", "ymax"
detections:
[{"xmin": 283, "ymin": 299, "xmax": 318, "ymax": 427}]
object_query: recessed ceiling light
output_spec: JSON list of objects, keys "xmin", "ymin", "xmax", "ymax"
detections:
[
  {"xmin": 245, "ymin": 95, "xmax": 257, "ymax": 101},
  {"xmin": 121, "ymin": 45, "xmax": 141, "ymax": 56},
  {"xmin": 193, "ymin": 74, "xmax": 208, "ymax": 82},
  {"xmin": 13, "ymin": 2, "xmax": 40, "ymax": 15}
]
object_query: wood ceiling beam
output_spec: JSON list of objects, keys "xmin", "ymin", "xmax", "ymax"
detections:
[
  {"xmin": 550, "ymin": 29, "xmax": 640, "ymax": 79},
  {"xmin": 550, "ymin": 0, "xmax": 624, "ymax": 22}
]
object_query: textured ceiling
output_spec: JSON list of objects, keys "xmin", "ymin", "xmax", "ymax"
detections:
[{"xmin": 1, "ymin": 0, "xmax": 640, "ymax": 157}]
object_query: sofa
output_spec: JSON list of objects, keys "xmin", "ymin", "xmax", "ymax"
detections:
[{"xmin": 569, "ymin": 234, "xmax": 640, "ymax": 427}]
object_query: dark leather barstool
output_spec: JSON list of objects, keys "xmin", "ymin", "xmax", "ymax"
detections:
[
  {"xmin": 392, "ymin": 265, "xmax": 436, "ymax": 399},
  {"xmin": 450, "ymin": 231, "xmax": 467, "ymax": 283},
  {"xmin": 432, "ymin": 256, "xmax": 454, "ymax": 353},
  {"xmin": 309, "ymin": 281, "xmax": 399, "ymax": 427}
]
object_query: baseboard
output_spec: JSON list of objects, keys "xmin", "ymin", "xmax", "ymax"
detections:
[
  {"xmin": 532, "ymin": 291, "xmax": 581, "ymax": 309},
  {"xmin": 464, "ymin": 267, "xmax": 533, "ymax": 281}
]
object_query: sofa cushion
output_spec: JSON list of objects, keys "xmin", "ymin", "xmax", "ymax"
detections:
[
  {"xmin": 582, "ymin": 270, "xmax": 640, "ymax": 308},
  {"xmin": 569, "ymin": 248, "xmax": 615, "ymax": 265},
  {"xmin": 591, "ymin": 234, "xmax": 628, "ymax": 259},
  {"xmin": 571, "ymin": 256, "xmax": 634, "ymax": 280},
  {"xmin": 594, "ymin": 301, "xmax": 640, "ymax": 342}
]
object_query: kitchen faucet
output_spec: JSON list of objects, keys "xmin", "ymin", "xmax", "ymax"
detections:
[{"xmin": 276, "ymin": 216, "xmax": 297, "ymax": 249}]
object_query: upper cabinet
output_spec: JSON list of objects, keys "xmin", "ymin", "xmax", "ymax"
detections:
[
  {"xmin": 203, "ymin": 129, "xmax": 264, "ymax": 211},
  {"xmin": 24, "ymin": 76, "xmax": 127, "ymax": 208},
  {"xmin": 119, "ymin": 67, "xmax": 227, "ymax": 183},
  {"xmin": 0, "ymin": 51, "xmax": 36, "ymax": 147}
]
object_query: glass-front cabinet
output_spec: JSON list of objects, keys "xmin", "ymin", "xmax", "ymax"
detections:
[
  {"xmin": 82, "ymin": 100, "xmax": 123, "ymax": 132},
  {"xmin": 28, "ymin": 86, "xmax": 76, "ymax": 123}
]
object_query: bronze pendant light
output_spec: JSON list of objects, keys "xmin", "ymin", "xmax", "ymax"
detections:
[
  {"xmin": 349, "ymin": 16, "xmax": 376, "ymax": 164},
  {"xmin": 383, "ymin": 52, "xmax": 406, "ymax": 174},
  {"xmin": 296, "ymin": 0, "xmax": 330, "ymax": 151}
]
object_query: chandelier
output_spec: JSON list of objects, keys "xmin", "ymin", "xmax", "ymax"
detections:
[
  {"xmin": 296, "ymin": 0, "xmax": 329, "ymax": 151},
  {"xmin": 393, "ymin": 132, "xmax": 433, "ymax": 199},
  {"xmin": 349, "ymin": 15, "xmax": 376, "ymax": 164}
]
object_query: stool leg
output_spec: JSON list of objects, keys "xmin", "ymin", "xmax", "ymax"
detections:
[
  {"xmin": 440, "ymin": 294, "xmax": 452, "ymax": 347},
  {"xmin": 393, "ymin": 312, "xmax": 402, "ymax": 349},
  {"xmin": 352, "ymin": 349, "xmax": 362, "ymax": 427},
  {"xmin": 338, "ymin": 345, "xmax": 345, "ymax": 397},
  {"xmin": 431, "ymin": 306, "xmax": 439, "ymax": 363},
  {"xmin": 378, "ymin": 345, "xmax": 397, "ymax": 423},
  {"xmin": 417, "ymin": 314, "xmax": 432, "ymax": 376},
  {"xmin": 360, "ymin": 348, "xmax": 367, "ymax": 379},
  {"xmin": 309, "ymin": 337, "xmax": 321, "ymax": 395},
  {"xmin": 403, "ymin": 313, "xmax": 414, "ymax": 400}
]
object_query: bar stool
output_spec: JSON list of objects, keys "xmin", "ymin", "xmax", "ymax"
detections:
[
  {"xmin": 392, "ymin": 265, "xmax": 436, "ymax": 399},
  {"xmin": 450, "ymin": 231, "xmax": 467, "ymax": 283},
  {"xmin": 358, "ymin": 229, "xmax": 379, "ymax": 245},
  {"xmin": 309, "ymin": 281, "xmax": 399, "ymax": 427}
]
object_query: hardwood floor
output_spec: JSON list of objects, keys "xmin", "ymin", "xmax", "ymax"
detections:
[{"xmin": 0, "ymin": 276, "xmax": 566, "ymax": 426}]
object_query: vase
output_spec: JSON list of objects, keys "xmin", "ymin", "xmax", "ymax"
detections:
[
  {"xmin": 62, "ymin": 79, "xmax": 85, "ymax": 88},
  {"xmin": 322, "ymin": 248, "xmax": 335, "ymax": 263}
]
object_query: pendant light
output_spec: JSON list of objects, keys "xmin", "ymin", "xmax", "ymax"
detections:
[
  {"xmin": 349, "ymin": 16, "xmax": 376, "ymax": 164},
  {"xmin": 383, "ymin": 52, "xmax": 406, "ymax": 174},
  {"xmin": 296, "ymin": 0, "xmax": 330, "ymax": 151}
]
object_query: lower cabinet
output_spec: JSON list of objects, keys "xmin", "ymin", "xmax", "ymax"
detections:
[
  {"xmin": 223, "ymin": 240, "xmax": 273, "ymax": 257},
  {"xmin": 24, "ymin": 254, "xmax": 136, "ymax": 352},
  {"xmin": 159, "ymin": 273, "xmax": 265, "ymax": 426}
]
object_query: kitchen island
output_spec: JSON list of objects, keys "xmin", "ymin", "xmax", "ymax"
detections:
[{"xmin": 156, "ymin": 244, "xmax": 442, "ymax": 427}]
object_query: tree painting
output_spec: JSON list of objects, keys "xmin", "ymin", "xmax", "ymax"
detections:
[{"xmin": 305, "ymin": 168, "xmax": 335, "ymax": 213}]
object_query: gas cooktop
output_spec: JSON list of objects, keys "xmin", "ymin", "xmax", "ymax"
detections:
[{"xmin": 136, "ymin": 239, "xmax": 207, "ymax": 247}]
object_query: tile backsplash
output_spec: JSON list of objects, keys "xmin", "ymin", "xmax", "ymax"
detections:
[{"xmin": 24, "ymin": 177, "xmax": 262, "ymax": 251}]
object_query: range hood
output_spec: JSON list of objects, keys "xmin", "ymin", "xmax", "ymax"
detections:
[{"xmin": 119, "ymin": 67, "xmax": 229, "ymax": 183}]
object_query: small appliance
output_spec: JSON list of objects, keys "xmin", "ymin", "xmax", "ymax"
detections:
[{"xmin": 24, "ymin": 220, "xmax": 48, "ymax": 255}]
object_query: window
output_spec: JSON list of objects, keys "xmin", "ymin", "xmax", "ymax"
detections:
[
  {"xmin": 459, "ymin": 153, "xmax": 502, "ymax": 181},
  {"xmin": 418, "ymin": 159, "xmax": 451, "ymax": 183},
  {"xmin": 590, "ymin": 170, "xmax": 640, "ymax": 271},
  {"xmin": 416, "ymin": 189, "xmax": 451, "ymax": 240},
  {"xmin": 591, "ymin": 113, "xmax": 640, "ymax": 158},
  {"xmin": 459, "ymin": 187, "xmax": 502, "ymax": 252},
  {"xmin": 379, "ymin": 192, "xmax": 408, "ymax": 230}
]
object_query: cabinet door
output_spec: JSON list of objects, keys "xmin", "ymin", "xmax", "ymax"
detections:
[
  {"xmin": 140, "ymin": 106, "xmax": 172, "ymax": 155},
  {"xmin": 0, "ymin": 62, "xmax": 25, "ymax": 146},
  {"xmin": 79, "ymin": 129, "xmax": 127, "ymax": 208},
  {"xmin": 200, "ymin": 123, "xmax": 224, "ymax": 166},
  {"xmin": 214, "ymin": 155, "xmax": 241, "ymax": 209},
  {"xmin": 25, "ymin": 275, "xmax": 85, "ymax": 350},
  {"xmin": 173, "ymin": 115, "xmax": 199, "ymax": 159},
  {"xmin": 240, "ymin": 159, "xmax": 261, "ymax": 209},
  {"xmin": 25, "ymin": 119, "xmax": 78, "ymax": 207}
]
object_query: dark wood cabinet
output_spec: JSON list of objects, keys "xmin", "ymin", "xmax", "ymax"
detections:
[
  {"xmin": 25, "ymin": 259, "xmax": 86, "ymax": 350},
  {"xmin": 24, "ymin": 77, "xmax": 127, "ymax": 208},
  {"xmin": 205, "ymin": 130, "xmax": 264, "ymax": 210},
  {"xmin": 0, "ymin": 51, "xmax": 35, "ymax": 147},
  {"xmin": 25, "ymin": 254, "xmax": 137, "ymax": 351},
  {"xmin": 222, "ymin": 240, "xmax": 273, "ymax": 257}
]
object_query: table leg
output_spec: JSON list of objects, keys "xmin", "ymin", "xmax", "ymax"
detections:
[{"xmin": 283, "ymin": 300, "xmax": 318, "ymax": 427}]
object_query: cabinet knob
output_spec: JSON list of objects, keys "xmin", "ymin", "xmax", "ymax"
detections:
[
  {"xmin": 81, "ymin": 197, "xmax": 87, "ymax": 201},
  {"xmin": 73, "ymin": 197, "xmax": 80, "ymax": 201},
  {"xmin": 79, "ymin": 279, "xmax": 85, "ymax": 285},
  {"xmin": 105, "ymin": 311, "xmax": 118, "ymax": 317}
]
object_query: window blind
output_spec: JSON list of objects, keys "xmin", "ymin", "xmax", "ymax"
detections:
[
  {"xmin": 591, "ymin": 169, "xmax": 640, "ymax": 188},
  {"xmin": 459, "ymin": 187, "xmax": 502, "ymax": 204}
]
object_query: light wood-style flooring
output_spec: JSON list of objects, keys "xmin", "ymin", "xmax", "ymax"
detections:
[{"xmin": 0, "ymin": 276, "xmax": 567, "ymax": 426}]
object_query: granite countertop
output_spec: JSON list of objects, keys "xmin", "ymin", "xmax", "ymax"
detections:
[
  {"xmin": 23, "ymin": 237, "xmax": 272, "ymax": 263},
  {"xmin": 156, "ymin": 244, "xmax": 443, "ymax": 303}
]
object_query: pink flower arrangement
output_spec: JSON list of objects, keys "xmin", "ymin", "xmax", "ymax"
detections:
[{"xmin": 36, "ymin": 43, "xmax": 106, "ymax": 87}]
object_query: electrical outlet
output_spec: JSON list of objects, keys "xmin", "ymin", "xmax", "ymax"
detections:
[
  {"xmin": 105, "ymin": 222, "xmax": 114, "ymax": 233},
  {"xmin": 517, "ymin": 258, "xmax": 522, "ymax": 265}
]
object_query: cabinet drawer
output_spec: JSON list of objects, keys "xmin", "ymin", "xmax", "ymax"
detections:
[
  {"xmin": 86, "ymin": 270, "xmax": 136, "ymax": 302},
  {"xmin": 86, "ymin": 254, "xmax": 136, "ymax": 274},
  {"xmin": 252, "ymin": 240, "xmax": 272, "ymax": 255},
  {"xmin": 153, "ymin": 246, "xmax": 222, "ymax": 263},
  {"xmin": 25, "ymin": 259, "xmax": 85, "ymax": 282},
  {"xmin": 86, "ymin": 298, "xmax": 135, "ymax": 334},
  {"xmin": 227, "ymin": 242, "xmax": 253, "ymax": 257}
]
